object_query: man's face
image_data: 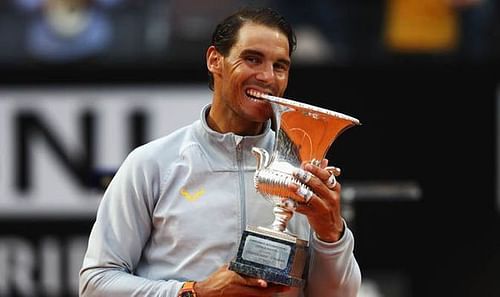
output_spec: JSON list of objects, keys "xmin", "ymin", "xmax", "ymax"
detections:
[{"xmin": 215, "ymin": 22, "xmax": 291, "ymax": 130}]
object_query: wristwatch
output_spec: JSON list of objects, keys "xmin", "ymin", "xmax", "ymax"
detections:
[{"xmin": 178, "ymin": 281, "xmax": 197, "ymax": 297}]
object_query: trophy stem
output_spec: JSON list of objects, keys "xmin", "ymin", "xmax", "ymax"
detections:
[{"xmin": 271, "ymin": 204, "xmax": 293, "ymax": 232}]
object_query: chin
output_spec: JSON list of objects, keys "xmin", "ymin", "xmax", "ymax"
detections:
[{"xmin": 249, "ymin": 105, "xmax": 273, "ymax": 122}]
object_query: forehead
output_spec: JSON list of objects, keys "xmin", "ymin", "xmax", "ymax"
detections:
[{"xmin": 231, "ymin": 22, "xmax": 290, "ymax": 56}]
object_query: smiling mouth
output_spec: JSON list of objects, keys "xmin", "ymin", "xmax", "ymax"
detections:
[{"xmin": 245, "ymin": 89, "xmax": 268, "ymax": 100}]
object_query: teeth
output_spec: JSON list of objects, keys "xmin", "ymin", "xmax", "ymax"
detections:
[{"xmin": 247, "ymin": 89, "xmax": 265, "ymax": 99}]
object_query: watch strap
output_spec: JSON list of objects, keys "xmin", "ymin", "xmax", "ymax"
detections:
[{"xmin": 178, "ymin": 281, "xmax": 197, "ymax": 297}]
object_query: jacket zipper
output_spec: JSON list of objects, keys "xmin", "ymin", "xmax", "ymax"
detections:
[{"xmin": 235, "ymin": 141, "xmax": 246, "ymax": 235}]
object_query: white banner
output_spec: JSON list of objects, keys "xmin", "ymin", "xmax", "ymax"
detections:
[{"xmin": 0, "ymin": 85, "xmax": 211, "ymax": 218}]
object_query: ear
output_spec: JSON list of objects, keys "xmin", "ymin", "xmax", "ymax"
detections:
[{"xmin": 206, "ymin": 46, "xmax": 223, "ymax": 76}]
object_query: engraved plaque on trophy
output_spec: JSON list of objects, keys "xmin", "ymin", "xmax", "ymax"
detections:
[{"xmin": 229, "ymin": 92, "xmax": 360, "ymax": 287}]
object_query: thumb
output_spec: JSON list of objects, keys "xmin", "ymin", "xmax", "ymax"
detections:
[{"xmin": 244, "ymin": 277, "xmax": 268, "ymax": 288}]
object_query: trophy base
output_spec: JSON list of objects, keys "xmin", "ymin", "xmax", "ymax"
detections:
[{"xmin": 229, "ymin": 226, "xmax": 309, "ymax": 287}]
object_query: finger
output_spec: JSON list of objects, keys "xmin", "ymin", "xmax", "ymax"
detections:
[
  {"xmin": 289, "ymin": 183, "xmax": 326, "ymax": 209},
  {"xmin": 292, "ymin": 164, "xmax": 342, "ymax": 206},
  {"xmin": 325, "ymin": 172, "xmax": 337, "ymax": 189},
  {"xmin": 320, "ymin": 158, "xmax": 328, "ymax": 169},
  {"xmin": 294, "ymin": 180, "xmax": 342, "ymax": 205},
  {"xmin": 295, "ymin": 201, "xmax": 312, "ymax": 213},
  {"xmin": 302, "ymin": 164, "xmax": 335, "ymax": 194},
  {"xmin": 294, "ymin": 183, "xmax": 314, "ymax": 204},
  {"xmin": 325, "ymin": 166, "xmax": 341, "ymax": 177},
  {"xmin": 244, "ymin": 277, "xmax": 269, "ymax": 288},
  {"xmin": 241, "ymin": 285, "xmax": 290, "ymax": 297},
  {"xmin": 292, "ymin": 167, "xmax": 313, "ymax": 183},
  {"xmin": 290, "ymin": 179, "xmax": 342, "ymax": 214},
  {"xmin": 292, "ymin": 166, "xmax": 330, "ymax": 202},
  {"xmin": 305, "ymin": 163, "xmax": 332, "ymax": 181},
  {"xmin": 240, "ymin": 278, "xmax": 290, "ymax": 296},
  {"xmin": 257, "ymin": 279, "xmax": 267, "ymax": 288},
  {"xmin": 325, "ymin": 166, "xmax": 341, "ymax": 189},
  {"xmin": 305, "ymin": 164, "xmax": 342, "ymax": 191}
]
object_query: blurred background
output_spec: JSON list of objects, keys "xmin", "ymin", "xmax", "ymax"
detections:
[{"xmin": 0, "ymin": 0, "xmax": 499, "ymax": 296}]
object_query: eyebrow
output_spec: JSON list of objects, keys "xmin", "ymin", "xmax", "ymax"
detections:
[{"xmin": 241, "ymin": 49, "xmax": 291, "ymax": 67}]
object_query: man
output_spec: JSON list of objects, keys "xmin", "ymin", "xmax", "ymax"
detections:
[{"xmin": 79, "ymin": 7, "xmax": 361, "ymax": 297}]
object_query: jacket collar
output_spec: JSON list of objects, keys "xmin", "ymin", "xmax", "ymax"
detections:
[{"xmin": 195, "ymin": 104, "xmax": 274, "ymax": 170}]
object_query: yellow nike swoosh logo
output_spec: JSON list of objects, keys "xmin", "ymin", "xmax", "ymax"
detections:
[{"xmin": 180, "ymin": 188, "xmax": 205, "ymax": 202}]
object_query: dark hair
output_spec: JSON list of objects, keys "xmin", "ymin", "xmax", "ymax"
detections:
[{"xmin": 208, "ymin": 7, "xmax": 296, "ymax": 90}]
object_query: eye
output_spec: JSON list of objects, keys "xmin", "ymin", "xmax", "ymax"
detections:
[
  {"xmin": 274, "ymin": 62, "xmax": 289, "ymax": 72},
  {"xmin": 245, "ymin": 55, "xmax": 261, "ymax": 64}
]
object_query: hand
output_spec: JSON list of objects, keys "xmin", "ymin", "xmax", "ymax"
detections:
[
  {"xmin": 289, "ymin": 159, "xmax": 344, "ymax": 243},
  {"xmin": 195, "ymin": 265, "xmax": 289, "ymax": 297}
]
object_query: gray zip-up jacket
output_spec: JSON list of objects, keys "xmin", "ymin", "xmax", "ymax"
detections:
[{"xmin": 80, "ymin": 104, "xmax": 361, "ymax": 297}]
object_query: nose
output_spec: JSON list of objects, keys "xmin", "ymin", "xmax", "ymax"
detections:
[{"xmin": 255, "ymin": 63, "xmax": 274, "ymax": 83}]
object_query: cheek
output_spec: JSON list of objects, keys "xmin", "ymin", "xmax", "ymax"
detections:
[
  {"xmin": 227, "ymin": 60, "xmax": 247, "ymax": 78},
  {"xmin": 227, "ymin": 68, "xmax": 246, "ymax": 88},
  {"xmin": 277, "ymin": 76, "xmax": 289, "ymax": 94}
]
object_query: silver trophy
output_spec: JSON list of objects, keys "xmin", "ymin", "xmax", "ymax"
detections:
[{"xmin": 229, "ymin": 92, "xmax": 361, "ymax": 287}]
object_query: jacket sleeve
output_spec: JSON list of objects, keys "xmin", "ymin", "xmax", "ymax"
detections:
[
  {"xmin": 305, "ymin": 221, "xmax": 362, "ymax": 297},
  {"xmin": 79, "ymin": 149, "xmax": 183, "ymax": 297}
]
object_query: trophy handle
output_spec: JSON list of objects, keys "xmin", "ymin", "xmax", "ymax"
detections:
[{"xmin": 252, "ymin": 147, "xmax": 270, "ymax": 170}]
